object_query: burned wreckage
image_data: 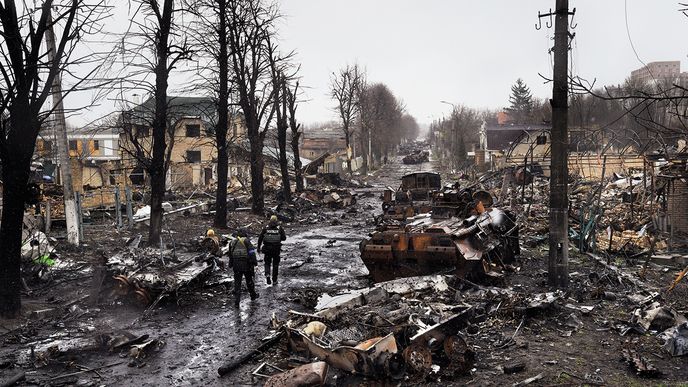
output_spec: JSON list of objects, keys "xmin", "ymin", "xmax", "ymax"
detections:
[
  {"xmin": 225, "ymin": 274, "xmax": 478, "ymax": 384},
  {"xmin": 367, "ymin": 175, "xmax": 520, "ymax": 282}
]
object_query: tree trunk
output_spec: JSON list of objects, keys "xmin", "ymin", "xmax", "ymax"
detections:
[
  {"xmin": 277, "ymin": 79, "xmax": 291, "ymax": 202},
  {"xmin": 291, "ymin": 133, "xmax": 303, "ymax": 192},
  {"xmin": 249, "ymin": 138, "xmax": 265, "ymax": 214},
  {"xmin": 0, "ymin": 156, "xmax": 30, "ymax": 317},
  {"xmin": 148, "ymin": 1, "xmax": 172, "ymax": 246},
  {"xmin": 345, "ymin": 131, "xmax": 353, "ymax": 175},
  {"xmin": 360, "ymin": 127, "xmax": 369, "ymax": 175},
  {"xmin": 148, "ymin": 165, "xmax": 165, "ymax": 245},
  {"xmin": 278, "ymin": 122, "xmax": 290, "ymax": 202},
  {"xmin": 215, "ymin": 140, "xmax": 229, "ymax": 227},
  {"xmin": 213, "ymin": 0, "xmax": 229, "ymax": 229}
]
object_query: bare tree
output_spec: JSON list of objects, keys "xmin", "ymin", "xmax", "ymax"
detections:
[
  {"xmin": 448, "ymin": 105, "xmax": 481, "ymax": 166},
  {"xmin": 360, "ymin": 82, "xmax": 404, "ymax": 166},
  {"xmin": 266, "ymin": 32, "xmax": 296, "ymax": 203},
  {"xmin": 569, "ymin": 75, "xmax": 688, "ymax": 151},
  {"xmin": 189, "ymin": 0, "xmax": 232, "ymax": 228},
  {"xmin": 399, "ymin": 113, "xmax": 420, "ymax": 142},
  {"xmin": 118, "ymin": 0, "xmax": 192, "ymax": 245},
  {"xmin": 285, "ymin": 79, "xmax": 303, "ymax": 192},
  {"xmin": 356, "ymin": 73, "xmax": 370, "ymax": 174},
  {"xmin": 331, "ymin": 64, "xmax": 363, "ymax": 175},
  {"xmin": 227, "ymin": 0, "xmax": 279, "ymax": 215},
  {"xmin": 0, "ymin": 0, "xmax": 110, "ymax": 317}
]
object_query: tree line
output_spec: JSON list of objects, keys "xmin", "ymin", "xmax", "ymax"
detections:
[{"xmin": 330, "ymin": 64, "xmax": 420, "ymax": 174}]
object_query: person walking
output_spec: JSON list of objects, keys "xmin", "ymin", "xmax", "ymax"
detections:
[
  {"xmin": 257, "ymin": 215, "xmax": 287, "ymax": 285},
  {"xmin": 228, "ymin": 229, "xmax": 258, "ymax": 307}
]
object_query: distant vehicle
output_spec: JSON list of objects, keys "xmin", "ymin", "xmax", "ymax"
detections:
[{"xmin": 402, "ymin": 150, "xmax": 429, "ymax": 164}]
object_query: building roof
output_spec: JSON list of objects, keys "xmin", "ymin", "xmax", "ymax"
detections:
[
  {"xmin": 486, "ymin": 123, "xmax": 550, "ymax": 151},
  {"xmin": 121, "ymin": 95, "xmax": 245, "ymax": 127},
  {"xmin": 303, "ymin": 127, "xmax": 346, "ymax": 140},
  {"xmin": 122, "ymin": 96, "xmax": 216, "ymax": 125},
  {"xmin": 230, "ymin": 140, "xmax": 311, "ymax": 170}
]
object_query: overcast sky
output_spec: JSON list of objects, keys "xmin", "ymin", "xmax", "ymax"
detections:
[{"xmin": 69, "ymin": 0, "xmax": 688, "ymax": 127}]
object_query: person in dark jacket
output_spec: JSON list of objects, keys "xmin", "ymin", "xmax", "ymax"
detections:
[
  {"xmin": 257, "ymin": 215, "xmax": 287, "ymax": 285},
  {"xmin": 229, "ymin": 229, "xmax": 259, "ymax": 307}
]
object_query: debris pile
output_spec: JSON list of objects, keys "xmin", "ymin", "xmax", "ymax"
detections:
[
  {"xmin": 240, "ymin": 275, "xmax": 476, "ymax": 384},
  {"xmin": 299, "ymin": 188, "xmax": 357, "ymax": 210},
  {"xmin": 106, "ymin": 234, "xmax": 229, "ymax": 306}
]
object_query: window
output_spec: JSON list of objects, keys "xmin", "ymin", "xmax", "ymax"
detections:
[
  {"xmin": 44, "ymin": 140, "xmax": 53, "ymax": 152},
  {"xmin": 186, "ymin": 150, "xmax": 201, "ymax": 163},
  {"xmin": 135, "ymin": 125, "xmax": 149, "ymax": 138},
  {"xmin": 185, "ymin": 124, "xmax": 201, "ymax": 137},
  {"xmin": 536, "ymin": 135, "xmax": 547, "ymax": 145},
  {"xmin": 93, "ymin": 140, "xmax": 100, "ymax": 150},
  {"xmin": 69, "ymin": 140, "xmax": 78, "ymax": 151}
]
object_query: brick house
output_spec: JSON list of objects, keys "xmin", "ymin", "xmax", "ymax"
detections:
[
  {"xmin": 35, "ymin": 119, "xmax": 121, "ymax": 190},
  {"xmin": 119, "ymin": 96, "xmax": 246, "ymax": 188}
]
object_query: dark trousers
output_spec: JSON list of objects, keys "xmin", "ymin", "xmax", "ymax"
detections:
[
  {"xmin": 264, "ymin": 253, "xmax": 281, "ymax": 282},
  {"xmin": 233, "ymin": 268, "xmax": 256, "ymax": 301}
]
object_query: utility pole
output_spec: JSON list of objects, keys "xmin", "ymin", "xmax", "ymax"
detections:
[
  {"xmin": 46, "ymin": 9, "xmax": 80, "ymax": 245},
  {"xmin": 538, "ymin": 0, "xmax": 574, "ymax": 287}
]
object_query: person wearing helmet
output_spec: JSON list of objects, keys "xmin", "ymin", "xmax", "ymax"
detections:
[
  {"xmin": 257, "ymin": 215, "xmax": 287, "ymax": 285},
  {"xmin": 201, "ymin": 229, "xmax": 221, "ymax": 256},
  {"xmin": 228, "ymin": 229, "xmax": 259, "ymax": 307}
]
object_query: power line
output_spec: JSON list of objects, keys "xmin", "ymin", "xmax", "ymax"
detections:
[{"xmin": 624, "ymin": 0, "xmax": 647, "ymax": 69}]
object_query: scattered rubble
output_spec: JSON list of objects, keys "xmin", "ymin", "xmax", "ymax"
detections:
[
  {"xmin": 6, "ymin": 149, "xmax": 688, "ymax": 385},
  {"xmin": 106, "ymin": 234, "xmax": 230, "ymax": 306},
  {"xmin": 240, "ymin": 274, "xmax": 476, "ymax": 383}
]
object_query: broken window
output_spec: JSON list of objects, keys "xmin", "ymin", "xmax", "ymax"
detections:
[
  {"xmin": 186, "ymin": 150, "xmax": 201, "ymax": 163},
  {"xmin": 185, "ymin": 124, "xmax": 201, "ymax": 137}
]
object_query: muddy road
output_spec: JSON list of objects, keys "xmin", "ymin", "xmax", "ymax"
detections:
[{"xmin": 0, "ymin": 156, "xmax": 433, "ymax": 386}]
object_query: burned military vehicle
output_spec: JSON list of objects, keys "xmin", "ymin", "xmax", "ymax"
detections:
[
  {"xmin": 380, "ymin": 171, "xmax": 494, "ymax": 223},
  {"xmin": 362, "ymin": 194, "xmax": 519, "ymax": 282},
  {"xmin": 402, "ymin": 149, "xmax": 430, "ymax": 164},
  {"xmin": 380, "ymin": 172, "xmax": 441, "ymax": 221}
]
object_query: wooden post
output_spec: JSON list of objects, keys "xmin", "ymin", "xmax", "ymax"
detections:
[
  {"xmin": 76, "ymin": 192, "xmax": 84, "ymax": 241},
  {"xmin": 521, "ymin": 156, "xmax": 529, "ymax": 204},
  {"xmin": 115, "ymin": 186, "xmax": 122, "ymax": 230},
  {"xmin": 125, "ymin": 186, "xmax": 134, "ymax": 228},
  {"xmin": 629, "ymin": 174, "xmax": 634, "ymax": 222},
  {"xmin": 548, "ymin": 0, "xmax": 570, "ymax": 288},
  {"xmin": 45, "ymin": 201, "xmax": 51, "ymax": 234}
]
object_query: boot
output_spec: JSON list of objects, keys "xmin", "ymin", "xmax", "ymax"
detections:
[
  {"xmin": 250, "ymin": 292, "xmax": 259, "ymax": 300},
  {"xmin": 266, "ymin": 276, "xmax": 271, "ymax": 285}
]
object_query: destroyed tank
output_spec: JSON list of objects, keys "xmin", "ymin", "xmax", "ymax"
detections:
[
  {"xmin": 380, "ymin": 171, "xmax": 491, "ymax": 223},
  {"xmin": 380, "ymin": 172, "xmax": 441, "ymax": 221},
  {"xmin": 362, "ymin": 198, "xmax": 520, "ymax": 282}
]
